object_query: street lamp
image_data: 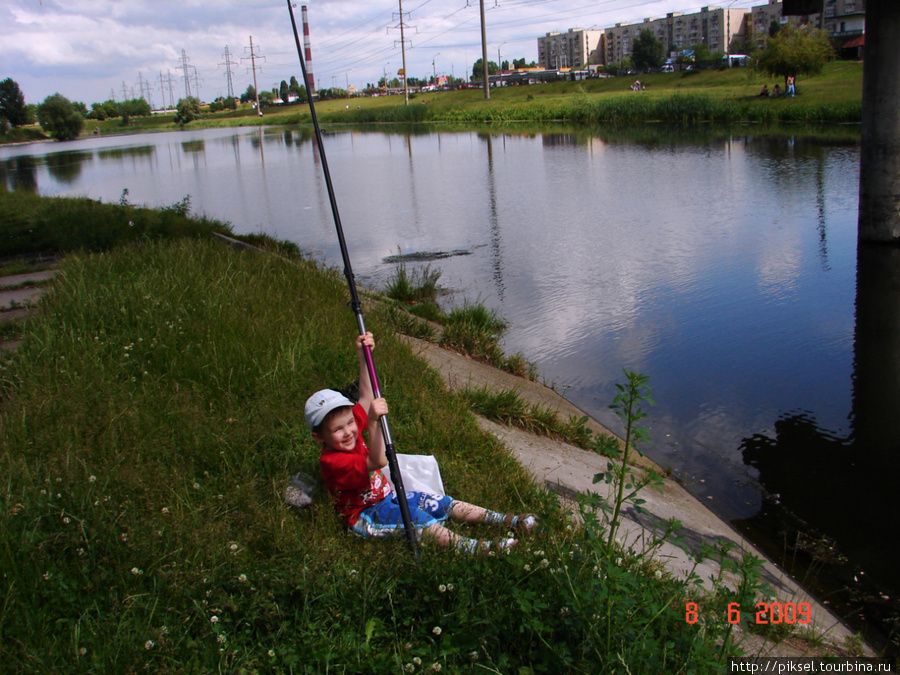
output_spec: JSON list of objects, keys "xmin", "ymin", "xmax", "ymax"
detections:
[
  {"xmin": 432, "ymin": 52, "xmax": 440, "ymax": 84},
  {"xmin": 497, "ymin": 42, "xmax": 507, "ymax": 72}
]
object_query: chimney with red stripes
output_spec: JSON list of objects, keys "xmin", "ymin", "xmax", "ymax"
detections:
[{"xmin": 302, "ymin": 5, "xmax": 315, "ymax": 95}]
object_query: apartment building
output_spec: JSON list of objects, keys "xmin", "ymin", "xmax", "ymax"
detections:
[
  {"xmin": 537, "ymin": 28, "xmax": 604, "ymax": 70},
  {"xmin": 605, "ymin": 6, "xmax": 749, "ymax": 65},
  {"xmin": 752, "ymin": 0, "xmax": 865, "ymax": 49}
]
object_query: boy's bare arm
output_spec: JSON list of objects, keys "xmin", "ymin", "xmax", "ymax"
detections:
[
  {"xmin": 366, "ymin": 397, "xmax": 389, "ymax": 471},
  {"xmin": 356, "ymin": 332, "xmax": 375, "ymax": 412}
]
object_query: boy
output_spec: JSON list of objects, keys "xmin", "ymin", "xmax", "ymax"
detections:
[{"xmin": 306, "ymin": 332, "xmax": 536, "ymax": 553}]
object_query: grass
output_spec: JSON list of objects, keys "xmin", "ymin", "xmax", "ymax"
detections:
[
  {"xmin": 0, "ymin": 189, "xmax": 297, "ymax": 260},
  {"xmin": 0, "ymin": 191, "xmax": 789, "ymax": 671},
  {"xmin": 460, "ymin": 386, "xmax": 608, "ymax": 451}
]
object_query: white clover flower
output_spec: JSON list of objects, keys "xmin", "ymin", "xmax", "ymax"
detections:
[
  {"xmin": 161, "ymin": 507, "xmax": 170, "ymax": 514},
  {"xmin": 193, "ymin": 483, "xmax": 200, "ymax": 490},
  {"xmin": 432, "ymin": 626, "xmax": 442, "ymax": 636},
  {"xmin": 404, "ymin": 665, "xmax": 415, "ymax": 674},
  {"xmin": 62, "ymin": 516, "xmax": 70, "ymax": 524},
  {"xmin": 120, "ymin": 533, "xmax": 128, "ymax": 542},
  {"xmin": 229, "ymin": 543, "xmax": 238, "ymax": 552},
  {"xmin": 144, "ymin": 640, "xmax": 154, "ymax": 650},
  {"xmin": 540, "ymin": 558, "xmax": 550, "ymax": 568},
  {"xmin": 430, "ymin": 664, "xmax": 442, "ymax": 673},
  {"xmin": 89, "ymin": 475, "xmax": 97, "ymax": 483},
  {"xmin": 446, "ymin": 583, "xmax": 454, "ymax": 592},
  {"xmin": 268, "ymin": 649, "xmax": 275, "ymax": 657},
  {"xmin": 210, "ymin": 615, "xmax": 219, "ymax": 624},
  {"xmin": 413, "ymin": 657, "xmax": 422, "ymax": 665},
  {"xmin": 217, "ymin": 633, "xmax": 227, "ymax": 644},
  {"xmin": 78, "ymin": 647, "xmax": 87, "ymax": 656},
  {"xmin": 131, "ymin": 567, "xmax": 143, "ymax": 575},
  {"xmin": 438, "ymin": 584, "xmax": 447, "ymax": 593},
  {"xmin": 43, "ymin": 572, "xmax": 50, "ymax": 581},
  {"xmin": 524, "ymin": 564, "xmax": 531, "ymax": 572},
  {"xmin": 238, "ymin": 574, "xmax": 248, "ymax": 583},
  {"xmin": 654, "ymin": 570, "xmax": 663, "ymax": 579}
]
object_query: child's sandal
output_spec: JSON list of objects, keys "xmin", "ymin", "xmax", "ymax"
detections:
[{"xmin": 504, "ymin": 514, "xmax": 538, "ymax": 533}]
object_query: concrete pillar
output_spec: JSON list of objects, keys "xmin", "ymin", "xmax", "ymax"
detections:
[{"xmin": 858, "ymin": 0, "xmax": 900, "ymax": 243}]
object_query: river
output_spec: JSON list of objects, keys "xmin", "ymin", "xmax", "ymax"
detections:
[{"xmin": 1, "ymin": 123, "xmax": 896, "ymax": 649}]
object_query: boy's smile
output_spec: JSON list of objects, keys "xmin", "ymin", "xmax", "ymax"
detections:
[{"xmin": 315, "ymin": 407, "xmax": 358, "ymax": 451}]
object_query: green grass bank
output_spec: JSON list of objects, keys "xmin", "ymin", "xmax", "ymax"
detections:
[
  {"xmin": 1, "ymin": 61, "xmax": 863, "ymax": 146},
  {"xmin": 0, "ymin": 194, "xmax": 785, "ymax": 673}
]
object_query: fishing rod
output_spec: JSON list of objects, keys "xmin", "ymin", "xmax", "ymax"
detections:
[{"xmin": 286, "ymin": 1, "xmax": 419, "ymax": 557}]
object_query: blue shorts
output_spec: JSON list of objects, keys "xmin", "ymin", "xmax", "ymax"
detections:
[{"xmin": 351, "ymin": 491, "xmax": 454, "ymax": 538}]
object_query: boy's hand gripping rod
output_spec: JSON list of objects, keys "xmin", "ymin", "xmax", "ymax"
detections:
[{"xmin": 287, "ymin": 1, "xmax": 419, "ymax": 557}]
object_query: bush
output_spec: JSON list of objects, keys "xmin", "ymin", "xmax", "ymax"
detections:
[{"xmin": 36, "ymin": 93, "xmax": 84, "ymax": 141}]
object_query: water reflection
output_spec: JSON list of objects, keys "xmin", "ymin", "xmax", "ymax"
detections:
[
  {"xmin": 45, "ymin": 150, "xmax": 92, "ymax": 184},
  {"xmin": 1, "ymin": 155, "xmax": 38, "ymax": 192},
  {"xmin": 738, "ymin": 242, "xmax": 900, "ymax": 651}
]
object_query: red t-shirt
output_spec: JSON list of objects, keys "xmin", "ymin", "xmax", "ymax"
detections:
[{"xmin": 319, "ymin": 403, "xmax": 393, "ymax": 526}]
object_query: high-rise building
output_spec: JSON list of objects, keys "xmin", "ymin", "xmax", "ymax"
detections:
[
  {"xmin": 537, "ymin": 28, "xmax": 604, "ymax": 70},
  {"xmin": 605, "ymin": 6, "xmax": 749, "ymax": 65}
]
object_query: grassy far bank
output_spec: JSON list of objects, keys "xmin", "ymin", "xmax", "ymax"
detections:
[
  {"xmin": 1, "ymin": 61, "xmax": 863, "ymax": 145},
  {"xmin": 0, "ymin": 194, "xmax": 791, "ymax": 672}
]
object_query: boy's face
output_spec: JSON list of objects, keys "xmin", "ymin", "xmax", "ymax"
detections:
[{"xmin": 312, "ymin": 407, "xmax": 358, "ymax": 451}]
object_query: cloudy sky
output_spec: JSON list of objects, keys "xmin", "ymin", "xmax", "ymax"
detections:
[{"xmin": 2, "ymin": 0, "xmax": 761, "ymax": 107}]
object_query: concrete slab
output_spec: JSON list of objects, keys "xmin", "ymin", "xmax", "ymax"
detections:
[
  {"xmin": 0, "ymin": 270, "xmax": 58, "ymax": 288},
  {"xmin": 0, "ymin": 286, "xmax": 45, "ymax": 310}
]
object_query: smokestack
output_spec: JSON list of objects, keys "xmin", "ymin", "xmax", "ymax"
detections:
[{"xmin": 302, "ymin": 6, "xmax": 315, "ymax": 95}]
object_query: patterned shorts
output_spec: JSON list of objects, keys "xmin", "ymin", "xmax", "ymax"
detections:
[{"xmin": 352, "ymin": 492, "xmax": 454, "ymax": 538}]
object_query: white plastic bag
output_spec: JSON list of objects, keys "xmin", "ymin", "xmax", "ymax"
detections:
[{"xmin": 383, "ymin": 454, "xmax": 445, "ymax": 497}]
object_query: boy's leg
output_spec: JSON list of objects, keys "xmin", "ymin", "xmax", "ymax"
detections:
[
  {"xmin": 449, "ymin": 500, "xmax": 538, "ymax": 532},
  {"xmin": 422, "ymin": 523, "xmax": 516, "ymax": 553}
]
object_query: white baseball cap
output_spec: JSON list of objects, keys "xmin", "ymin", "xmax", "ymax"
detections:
[{"xmin": 305, "ymin": 389, "xmax": 354, "ymax": 430}]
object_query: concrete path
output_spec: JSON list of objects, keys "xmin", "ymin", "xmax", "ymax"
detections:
[
  {"xmin": 0, "ymin": 268, "xmax": 57, "ymax": 353},
  {"xmin": 401, "ymin": 335, "xmax": 872, "ymax": 658}
]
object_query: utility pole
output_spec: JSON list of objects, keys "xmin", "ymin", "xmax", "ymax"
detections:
[
  {"xmin": 219, "ymin": 45, "xmax": 238, "ymax": 101},
  {"xmin": 159, "ymin": 70, "xmax": 177, "ymax": 110},
  {"xmin": 390, "ymin": 0, "xmax": 415, "ymax": 105},
  {"xmin": 242, "ymin": 36, "xmax": 265, "ymax": 115},
  {"xmin": 178, "ymin": 49, "xmax": 193, "ymax": 99},
  {"xmin": 479, "ymin": 0, "xmax": 490, "ymax": 99},
  {"xmin": 136, "ymin": 71, "xmax": 153, "ymax": 108},
  {"xmin": 158, "ymin": 71, "xmax": 167, "ymax": 110},
  {"xmin": 191, "ymin": 66, "xmax": 203, "ymax": 103}
]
